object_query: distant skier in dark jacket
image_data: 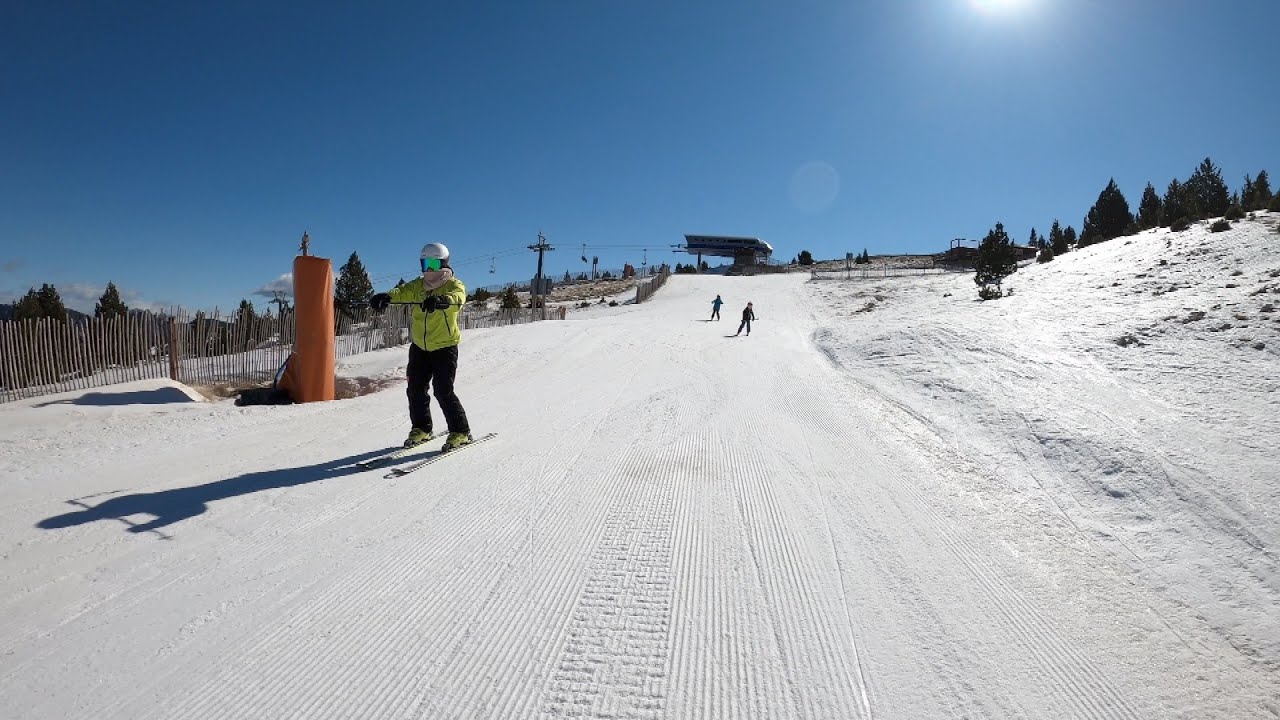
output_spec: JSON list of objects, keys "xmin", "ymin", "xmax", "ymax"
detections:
[
  {"xmin": 711, "ymin": 294, "xmax": 723, "ymax": 320},
  {"xmin": 734, "ymin": 301, "xmax": 755, "ymax": 336}
]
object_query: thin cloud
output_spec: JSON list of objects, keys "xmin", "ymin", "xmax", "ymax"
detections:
[
  {"xmin": 120, "ymin": 290, "xmax": 172, "ymax": 313},
  {"xmin": 59, "ymin": 283, "xmax": 106, "ymax": 314},
  {"xmin": 252, "ymin": 273, "xmax": 294, "ymax": 299}
]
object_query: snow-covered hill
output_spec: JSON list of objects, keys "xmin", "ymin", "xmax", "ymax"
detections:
[
  {"xmin": 1, "ymin": 215, "xmax": 1276, "ymax": 719},
  {"xmin": 808, "ymin": 212, "xmax": 1280, "ymax": 666}
]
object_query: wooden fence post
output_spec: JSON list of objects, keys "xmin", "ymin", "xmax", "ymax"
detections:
[{"xmin": 168, "ymin": 317, "xmax": 180, "ymax": 382}]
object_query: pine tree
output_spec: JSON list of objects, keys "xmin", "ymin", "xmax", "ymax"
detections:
[
  {"xmin": 974, "ymin": 222, "xmax": 1018, "ymax": 297},
  {"xmin": 1255, "ymin": 170, "xmax": 1272, "ymax": 209},
  {"xmin": 237, "ymin": 299, "xmax": 257, "ymax": 325},
  {"xmin": 13, "ymin": 288, "xmax": 44, "ymax": 321},
  {"xmin": 39, "ymin": 284, "xmax": 68, "ymax": 320},
  {"xmin": 1185, "ymin": 156, "xmax": 1230, "ymax": 219},
  {"xmin": 1245, "ymin": 170, "xmax": 1273, "ymax": 211},
  {"xmin": 1241, "ymin": 175, "xmax": 1256, "ymax": 211},
  {"xmin": 335, "ymin": 252, "xmax": 374, "ymax": 310},
  {"xmin": 94, "ymin": 281, "xmax": 130, "ymax": 319},
  {"xmin": 1028, "ymin": 228, "xmax": 1039, "ymax": 248},
  {"xmin": 14, "ymin": 284, "xmax": 69, "ymax": 321},
  {"xmin": 798, "ymin": 250, "xmax": 814, "ymax": 265},
  {"xmin": 1049, "ymin": 219, "xmax": 1067, "ymax": 255},
  {"xmin": 1162, "ymin": 178, "xmax": 1189, "ymax": 226},
  {"xmin": 1136, "ymin": 182, "xmax": 1162, "ymax": 230},
  {"xmin": 1063, "ymin": 225, "xmax": 1077, "ymax": 248},
  {"xmin": 1080, "ymin": 178, "xmax": 1133, "ymax": 246}
]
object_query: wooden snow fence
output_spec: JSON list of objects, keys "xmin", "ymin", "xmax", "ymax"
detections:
[
  {"xmin": 635, "ymin": 266, "xmax": 671, "ymax": 304},
  {"xmin": 0, "ymin": 301, "xmax": 567, "ymax": 403}
]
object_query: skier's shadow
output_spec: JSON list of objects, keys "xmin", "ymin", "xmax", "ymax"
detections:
[{"xmin": 36, "ymin": 448, "xmax": 391, "ymax": 536}]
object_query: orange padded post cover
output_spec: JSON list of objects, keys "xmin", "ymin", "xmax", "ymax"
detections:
[{"xmin": 283, "ymin": 255, "xmax": 335, "ymax": 402}]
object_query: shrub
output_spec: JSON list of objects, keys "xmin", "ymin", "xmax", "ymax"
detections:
[
  {"xmin": 1170, "ymin": 217, "xmax": 1191, "ymax": 232},
  {"xmin": 1224, "ymin": 205, "xmax": 1245, "ymax": 221},
  {"xmin": 1036, "ymin": 247, "xmax": 1055, "ymax": 263},
  {"xmin": 500, "ymin": 286, "xmax": 521, "ymax": 309},
  {"xmin": 1210, "ymin": 219, "xmax": 1231, "ymax": 233},
  {"xmin": 1271, "ymin": 195, "xmax": 1280, "ymax": 212},
  {"xmin": 978, "ymin": 285, "xmax": 1003, "ymax": 301}
]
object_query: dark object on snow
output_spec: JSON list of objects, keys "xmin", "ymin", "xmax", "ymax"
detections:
[
  {"xmin": 235, "ymin": 387, "xmax": 294, "ymax": 406},
  {"xmin": 235, "ymin": 355, "xmax": 297, "ymax": 406}
]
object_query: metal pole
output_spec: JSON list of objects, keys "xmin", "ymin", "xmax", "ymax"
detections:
[{"xmin": 528, "ymin": 231, "xmax": 555, "ymax": 298}]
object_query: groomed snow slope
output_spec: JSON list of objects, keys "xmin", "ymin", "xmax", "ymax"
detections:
[{"xmin": 1, "ymin": 217, "xmax": 1277, "ymax": 719}]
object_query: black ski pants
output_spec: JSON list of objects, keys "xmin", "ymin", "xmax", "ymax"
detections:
[{"xmin": 406, "ymin": 344, "xmax": 470, "ymax": 435}]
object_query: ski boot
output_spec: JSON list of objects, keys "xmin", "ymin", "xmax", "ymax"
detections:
[
  {"xmin": 442, "ymin": 432, "xmax": 473, "ymax": 452},
  {"xmin": 404, "ymin": 427, "xmax": 435, "ymax": 448}
]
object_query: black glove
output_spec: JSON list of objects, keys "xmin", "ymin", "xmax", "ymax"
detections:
[
  {"xmin": 369, "ymin": 293, "xmax": 391, "ymax": 312},
  {"xmin": 421, "ymin": 295, "xmax": 451, "ymax": 312}
]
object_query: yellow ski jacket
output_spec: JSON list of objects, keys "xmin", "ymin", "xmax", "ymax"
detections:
[{"xmin": 387, "ymin": 276, "xmax": 467, "ymax": 351}]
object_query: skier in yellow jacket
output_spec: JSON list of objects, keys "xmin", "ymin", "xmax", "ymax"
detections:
[{"xmin": 370, "ymin": 243, "xmax": 472, "ymax": 450}]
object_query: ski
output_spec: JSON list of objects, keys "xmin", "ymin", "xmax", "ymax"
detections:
[
  {"xmin": 357, "ymin": 441, "xmax": 436, "ymax": 469},
  {"xmin": 384, "ymin": 432, "xmax": 498, "ymax": 478}
]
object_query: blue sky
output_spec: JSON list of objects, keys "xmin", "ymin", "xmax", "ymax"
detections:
[{"xmin": 3, "ymin": 1, "xmax": 1278, "ymax": 313}]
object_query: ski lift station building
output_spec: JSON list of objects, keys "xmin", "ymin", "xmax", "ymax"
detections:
[{"xmin": 681, "ymin": 235, "xmax": 774, "ymax": 268}]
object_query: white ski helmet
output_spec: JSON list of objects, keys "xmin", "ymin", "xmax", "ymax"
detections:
[{"xmin": 419, "ymin": 243, "xmax": 450, "ymax": 271}]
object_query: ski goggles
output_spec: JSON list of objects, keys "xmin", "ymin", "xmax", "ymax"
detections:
[{"xmin": 421, "ymin": 257, "xmax": 443, "ymax": 272}]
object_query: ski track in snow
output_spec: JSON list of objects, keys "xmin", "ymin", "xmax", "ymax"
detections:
[{"xmin": 2, "ymin": 217, "xmax": 1279, "ymax": 719}]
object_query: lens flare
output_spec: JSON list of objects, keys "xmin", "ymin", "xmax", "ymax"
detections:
[
  {"xmin": 969, "ymin": 0, "xmax": 1029, "ymax": 13},
  {"xmin": 789, "ymin": 161, "xmax": 840, "ymax": 214}
]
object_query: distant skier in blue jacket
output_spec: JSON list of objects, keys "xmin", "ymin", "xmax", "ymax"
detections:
[
  {"xmin": 711, "ymin": 294, "xmax": 723, "ymax": 321},
  {"xmin": 735, "ymin": 301, "xmax": 755, "ymax": 336}
]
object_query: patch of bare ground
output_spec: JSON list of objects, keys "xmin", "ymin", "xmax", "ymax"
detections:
[{"xmin": 335, "ymin": 375, "xmax": 401, "ymax": 399}]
